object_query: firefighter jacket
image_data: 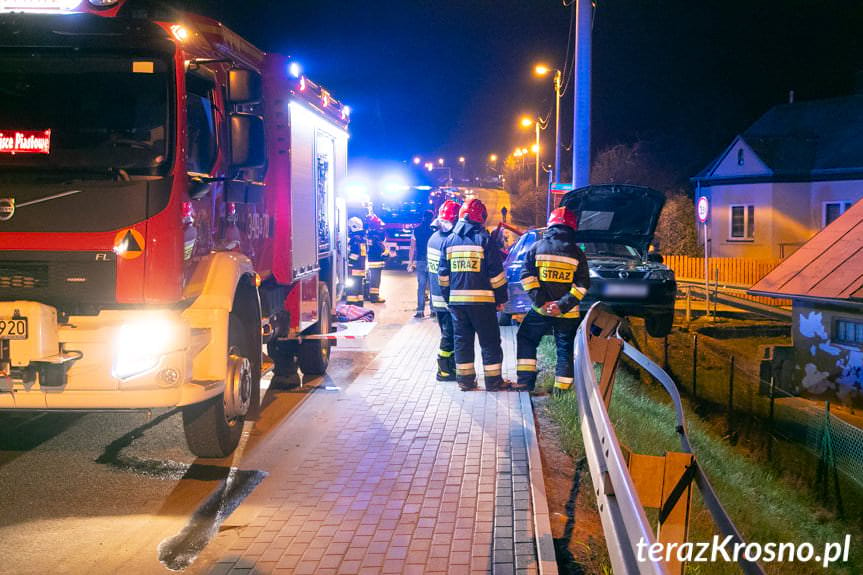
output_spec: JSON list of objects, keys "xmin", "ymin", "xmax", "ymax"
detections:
[
  {"xmin": 348, "ymin": 232, "xmax": 367, "ymax": 277},
  {"xmin": 367, "ymin": 229, "xmax": 388, "ymax": 268},
  {"xmin": 438, "ymin": 219, "xmax": 508, "ymax": 306},
  {"xmin": 520, "ymin": 225, "xmax": 590, "ymax": 318},
  {"xmin": 427, "ymin": 226, "xmax": 451, "ymax": 311}
]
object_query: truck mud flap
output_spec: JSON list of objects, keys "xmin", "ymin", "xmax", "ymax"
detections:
[{"xmin": 296, "ymin": 321, "xmax": 376, "ymax": 341}]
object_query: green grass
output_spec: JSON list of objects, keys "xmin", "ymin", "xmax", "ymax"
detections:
[{"xmin": 542, "ymin": 345, "xmax": 861, "ymax": 574}]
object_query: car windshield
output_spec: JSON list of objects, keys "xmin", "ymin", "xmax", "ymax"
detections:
[
  {"xmin": 579, "ymin": 242, "xmax": 641, "ymax": 259},
  {"xmin": 378, "ymin": 196, "xmax": 432, "ymax": 222},
  {"xmin": 0, "ymin": 50, "xmax": 170, "ymax": 175}
]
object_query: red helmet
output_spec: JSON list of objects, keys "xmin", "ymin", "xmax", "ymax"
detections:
[
  {"xmin": 547, "ymin": 207, "xmax": 578, "ymax": 230},
  {"xmin": 459, "ymin": 198, "xmax": 488, "ymax": 224},
  {"xmin": 438, "ymin": 200, "xmax": 460, "ymax": 224},
  {"xmin": 364, "ymin": 214, "xmax": 384, "ymax": 231}
]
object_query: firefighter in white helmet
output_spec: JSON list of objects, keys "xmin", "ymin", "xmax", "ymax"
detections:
[{"xmin": 346, "ymin": 216, "xmax": 367, "ymax": 306}]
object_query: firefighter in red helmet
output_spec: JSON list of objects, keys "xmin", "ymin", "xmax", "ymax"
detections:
[
  {"xmin": 515, "ymin": 207, "xmax": 590, "ymax": 392},
  {"xmin": 427, "ymin": 200, "xmax": 460, "ymax": 381},
  {"xmin": 365, "ymin": 211, "xmax": 388, "ymax": 303},
  {"xmin": 438, "ymin": 198, "xmax": 509, "ymax": 391}
]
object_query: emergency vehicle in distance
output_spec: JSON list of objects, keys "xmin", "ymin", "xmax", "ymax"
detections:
[{"xmin": 0, "ymin": 0, "xmax": 350, "ymax": 457}]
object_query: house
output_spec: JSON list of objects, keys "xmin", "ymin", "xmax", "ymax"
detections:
[
  {"xmin": 749, "ymin": 200, "xmax": 863, "ymax": 405},
  {"xmin": 693, "ymin": 94, "xmax": 863, "ymax": 259}
]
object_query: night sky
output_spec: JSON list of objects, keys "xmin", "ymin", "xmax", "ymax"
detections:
[{"xmin": 184, "ymin": 0, "xmax": 862, "ymax": 184}]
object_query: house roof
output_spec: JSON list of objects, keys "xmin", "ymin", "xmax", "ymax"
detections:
[
  {"xmin": 749, "ymin": 199, "xmax": 863, "ymax": 301},
  {"xmin": 695, "ymin": 94, "xmax": 863, "ymax": 182}
]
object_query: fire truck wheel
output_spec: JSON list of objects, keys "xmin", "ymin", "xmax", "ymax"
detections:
[
  {"xmin": 298, "ymin": 284, "xmax": 332, "ymax": 376},
  {"xmin": 183, "ymin": 310, "xmax": 259, "ymax": 458}
]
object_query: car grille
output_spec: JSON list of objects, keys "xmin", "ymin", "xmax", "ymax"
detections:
[
  {"xmin": 0, "ymin": 266, "xmax": 47, "ymax": 289},
  {"xmin": 594, "ymin": 269, "xmax": 647, "ymax": 280}
]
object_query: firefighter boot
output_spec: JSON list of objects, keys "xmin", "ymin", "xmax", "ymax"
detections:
[
  {"xmin": 485, "ymin": 375, "xmax": 512, "ymax": 392},
  {"xmin": 436, "ymin": 355, "xmax": 456, "ymax": 382}
]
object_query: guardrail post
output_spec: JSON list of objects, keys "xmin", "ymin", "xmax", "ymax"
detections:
[
  {"xmin": 727, "ymin": 356, "xmax": 735, "ymax": 438},
  {"xmin": 685, "ymin": 287, "xmax": 692, "ymax": 323},
  {"xmin": 691, "ymin": 334, "xmax": 698, "ymax": 400},
  {"xmin": 767, "ymin": 376, "xmax": 775, "ymax": 461},
  {"xmin": 663, "ymin": 336, "xmax": 669, "ymax": 372}
]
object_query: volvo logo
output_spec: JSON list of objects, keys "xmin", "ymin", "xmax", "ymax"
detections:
[
  {"xmin": 618, "ymin": 271, "xmax": 630, "ymax": 279},
  {"xmin": 0, "ymin": 198, "xmax": 14, "ymax": 221}
]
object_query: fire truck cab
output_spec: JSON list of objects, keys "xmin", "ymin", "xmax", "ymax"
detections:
[{"xmin": 0, "ymin": 0, "xmax": 350, "ymax": 457}]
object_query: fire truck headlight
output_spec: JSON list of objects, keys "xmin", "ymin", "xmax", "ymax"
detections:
[
  {"xmin": 88, "ymin": 0, "xmax": 120, "ymax": 6},
  {"xmin": 113, "ymin": 318, "xmax": 179, "ymax": 380}
]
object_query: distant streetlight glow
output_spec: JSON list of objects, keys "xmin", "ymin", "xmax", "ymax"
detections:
[
  {"xmin": 521, "ymin": 148, "xmax": 528, "ymax": 155},
  {"xmin": 489, "ymin": 154, "xmax": 498, "ymax": 163},
  {"xmin": 534, "ymin": 64, "xmax": 551, "ymax": 76},
  {"xmin": 413, "ymin": 156, "xmax": 421, "ymax": 165},
  {"xmin": 437, "ymin": 158, "xmax": 444, "ymax": 166},
  {"xmin": 520, "ymin": 117, "xmax": 534, "ymax": 128},
  {"xmin": 514, "ymin": 149, "xmax": 523, "ymax": 158},
  {"xmin": 458, "ymin": 156, "xmax": 465, "ymax": 164},
  {"xmin": 425, "ymin": 162, "xmax": 434, "ymax": 171},
  {"xmin": 531, "ymin": 144, "xmax": 539, "ymax": 154}
]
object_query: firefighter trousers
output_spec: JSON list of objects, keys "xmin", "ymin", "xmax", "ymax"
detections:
[
  {"xmin": 449, "ymin": 305, "xmax": 504, "ymax": 389},
  {"xmin": 346, "ymin": 270, "xmax": 365, "ymax": 306},
  {"xmin": 435, "ymin": 309, "xmax": 455, "ymax": 381},
  {"xmin": 366, "ymin": 262, "xmax": 384, "ymax": 302},
  {"xmin": 516, "ymin": 309, "xmax": 580, "ymax": 391}
]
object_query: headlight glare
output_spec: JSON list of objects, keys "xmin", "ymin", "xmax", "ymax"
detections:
[{"xmin": 113, "ymin": 318, "xmax": 179, "ymax": 379}]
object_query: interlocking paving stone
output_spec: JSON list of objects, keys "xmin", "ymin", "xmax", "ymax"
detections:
[{"xmin": 198, "ymin": 321, "xmax": 551, "ymax": 574}]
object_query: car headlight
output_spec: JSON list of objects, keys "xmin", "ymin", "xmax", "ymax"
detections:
[
  {"xmin": 113, "ymin": 318, "xmax": 181, "ymax": 379},
  {"xmin": 588, "ymin": 268, "xmax": 600, "ymax": 279},
  {"xmin": 647, "ymin": 269, "xmax": 675, "ymax": 281}
]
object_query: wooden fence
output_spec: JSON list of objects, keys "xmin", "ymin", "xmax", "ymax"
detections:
[{"xmin": 664, "ymin": 255, "xmax": 791, "ymax": 307}]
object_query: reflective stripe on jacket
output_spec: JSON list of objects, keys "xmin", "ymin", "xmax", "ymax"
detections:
[
  {"xmin": 438, "ymin": 219, "xmax": 508, "ymax": 306},
  {"xmin": 520, "ymin": 225, "xmax": 590, "ymax": 316}
]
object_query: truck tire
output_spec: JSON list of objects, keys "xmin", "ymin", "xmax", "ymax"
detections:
[
  {"xmin": 645, "ymin": 311, "xmax": 674, "ymax": 338},
  {"xmin": 298, "ymin": 284, "xmax": 332, "ymax": 376},
  {"xmin": 183, "ymin": 305, "xmax": 260, "ymax": 458}
]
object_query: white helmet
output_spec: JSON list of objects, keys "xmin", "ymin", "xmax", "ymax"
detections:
[{"xmin": 348, "ymin": 216, "xmax": 364, "ymax": 233}]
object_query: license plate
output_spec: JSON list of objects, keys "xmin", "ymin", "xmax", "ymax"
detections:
[
  {"xmin": 604, "ymin": 284, "xmax": 649, "ymax": 298},
  {"xmin": 0, "ymin": 317, "xmax": 28, "ymax": 340}
]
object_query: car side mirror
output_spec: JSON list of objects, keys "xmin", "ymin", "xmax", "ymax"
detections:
[
  {"xmin": 228, "ymin": 68, "xmax": 262, "ymax": 104},
  {"xmin": 230, "ymin": 113, "xmax": 266, "ymax": 169}
]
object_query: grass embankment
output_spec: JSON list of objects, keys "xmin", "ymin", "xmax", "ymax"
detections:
[{"xmin": 537, "ymin": 337, "xmax": 861, "ymax": 575}]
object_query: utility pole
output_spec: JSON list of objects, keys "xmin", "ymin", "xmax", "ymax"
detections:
[
  {"xmin": 573, "ymin": 0, "xmax": 591, "ymax": 188},
  {"xmin": 553, "ymin": 69, "xmax": 561, "ymax": 184}
]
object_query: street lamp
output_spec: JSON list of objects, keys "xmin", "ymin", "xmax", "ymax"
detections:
[
  {"xmin": 519, "ymin": 116, "xmax": 542, "ymax": 190},
  {"xmin": 534, "ymin": 63, "xmax": 562, "ymax": 184},
  {"xmin": 488, "ymin": 154, "xmax": 498, "ymax": 163},
  {"xmin": 413, "ymin": 156, "xmax": 421, "ymax": 165}
]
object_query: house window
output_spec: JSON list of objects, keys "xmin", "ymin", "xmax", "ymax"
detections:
[
  {"xmin": 737, "ymin": 149, "xmax": 744, "ymax": 166},
  {"xmin": 835, "ymin": 319, "xmax": 863, "ymax": 345},
  {"xmin": 823, "ymin": 201, "xmax": 852, "ymax": 228},
  {"xmin": 729, "ymin": 204, "xmax": 755, "ymax": 239}
]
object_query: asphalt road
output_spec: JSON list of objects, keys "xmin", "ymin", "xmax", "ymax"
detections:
[{"xmin": 0, "ymin": 271, "xmax": 422, "ymax": 574}]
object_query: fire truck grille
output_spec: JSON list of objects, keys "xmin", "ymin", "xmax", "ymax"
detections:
[
  {"xmin": 0, "ymin": 252, "xmax": 116, "ymax": 312},
  {"xmin": 0, "ymin": 268, "xmax": 46, "ymax": 289}
]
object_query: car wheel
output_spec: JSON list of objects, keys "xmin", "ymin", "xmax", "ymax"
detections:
[{"xmin": 645, "ymin": 311, "xmax": 674, "ymax": 338}]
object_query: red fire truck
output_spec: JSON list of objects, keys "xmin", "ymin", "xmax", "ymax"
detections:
[{"xmin": 0, "ymin": 0, "xmax": 350, "ymax": 457}]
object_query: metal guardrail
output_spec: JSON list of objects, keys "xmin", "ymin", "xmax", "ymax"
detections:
[{"xmin": 574, "ymin": 303, "xmax": 766, "ymax": 575}]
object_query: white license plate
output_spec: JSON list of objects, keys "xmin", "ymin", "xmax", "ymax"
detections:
[
  {"xmin": 0, "ymin": 317, "xmax": 28, "ymax": 340},
  {"xmin": 604, "ymin": 284, "xmax": 649, "ymax": 298}
]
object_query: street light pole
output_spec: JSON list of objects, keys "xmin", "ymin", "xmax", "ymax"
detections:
[
  {"xmin": 534, "ymin": 120, "xmax": 540, "ymax": 190},
  {"xmin": 553, "ymin": 69, "xmax": 561, "ymax": 184},
  {"xmin": 573, "ymin": 0, "xmax": 592, "ymax": 187}
]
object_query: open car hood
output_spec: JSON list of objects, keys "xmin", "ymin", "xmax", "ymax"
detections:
[{"xmin": 559, "ymin": 184, "xmax": 665, "ymax": 255}]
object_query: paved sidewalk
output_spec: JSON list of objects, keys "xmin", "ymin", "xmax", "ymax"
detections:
[{"xmin": 196, "ymin": 319, "xmax": 556, "ymax": 575}]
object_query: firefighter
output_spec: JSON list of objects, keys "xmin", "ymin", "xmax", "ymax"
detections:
[
  {"xmin": 438, "ymin": 198, "xmax": 509, "ymax": 391},
  {"xmin": 427, "ymin": 200, "xmax": 460, "ymax": 381},
  {"xmin": 365, "ymin": 212, "xmax": 388, "ymax": 303},
  {"xmin": 515, "ymin": 207, "xmax": 590, "ymax": 392},
  {"xmin": 346, "ymin": 216, "xmax": 367, "ymax": 306}
]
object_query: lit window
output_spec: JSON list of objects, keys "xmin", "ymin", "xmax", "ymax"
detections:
[
  {"xmin": 729, "ymin": 204, "xmax": 755, "ymax": 239},
  {"xmin": 823, "ymin": 201, "xmax": 853, "ymax": 228},
  {"xmin": 836, "ymin": 319, "xmax": 863, "ymax": 344}
]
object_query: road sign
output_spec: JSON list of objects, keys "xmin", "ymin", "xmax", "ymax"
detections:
[{"xmin": 696, "ymin": 195, "xmax": 710, "ymax": 223}]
